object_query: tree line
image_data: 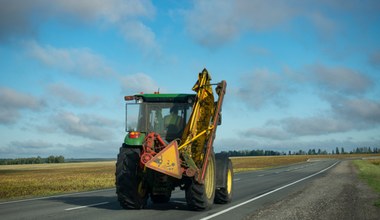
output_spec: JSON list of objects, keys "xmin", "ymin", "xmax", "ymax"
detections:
[
  {"xmin": 0, "ymin": 155, "xmax": 65, "ymax": 165},
  {"xmin": 220, "ymin": 147, "xmax": 380, "ymax": 157}
]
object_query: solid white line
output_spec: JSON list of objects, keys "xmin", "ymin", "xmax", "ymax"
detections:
[
  {"xmin": 172, "ymin": 200, "xmax": 187, "ymax": 205},
  {"xmin": 200, "ymin": 161, "xmax": 339, "ymax": 220},
  {"xmin": 0, "ymin": 188, "xmax": 114, "ymax": 205},
  {"xmin": 65, "ymin": 201, "xmax": 110, "ymax": 211},
  {"xmin": 233, "ymin": 178, "xmax": 241, "ymax": 182}
]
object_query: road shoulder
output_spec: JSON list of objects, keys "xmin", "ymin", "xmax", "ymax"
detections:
[{"xmin": 246, "ymin": 160, "xmax": 380, "ymax": 220}]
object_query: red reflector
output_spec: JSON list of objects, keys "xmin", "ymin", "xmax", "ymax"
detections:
[
  {"xmin": 124, "ymin": 96, "xmax": 135, "ymax": 101},
  {"xmin": 129, "ymin": 132, "xmax": 140, "ymax": 139}
]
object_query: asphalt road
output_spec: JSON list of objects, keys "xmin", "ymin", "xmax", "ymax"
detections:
[{"xmin": 0, "ymin": 159, "xmax": 339, "ymax": 220}]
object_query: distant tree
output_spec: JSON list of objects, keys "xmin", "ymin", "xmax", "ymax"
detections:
[
  {"xmin": 336, "ymin": 147, "xmax": 340, "ymax": 155},
  {"xmin": 47, "ymin": 156, "xmax": 56, "ymax": 163},
  {"xmin": 355, "ymin": 147, "xmax": 360, "ymax": 154},
  {"xmin": 55, "ymin": 156, "xmax": 65, "ymax": 163},
  {"xmin": 341, "ymin": 147, "xmax": 345, "ymax": 154}
]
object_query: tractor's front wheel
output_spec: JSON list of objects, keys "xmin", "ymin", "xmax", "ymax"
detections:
[
  {"xmin": 185, "ymin": 152, "xmax": 216, "ymax": 210},
  {"xmin": 115, "ymin": 147, "xmax": 148, "ymax": 209}
]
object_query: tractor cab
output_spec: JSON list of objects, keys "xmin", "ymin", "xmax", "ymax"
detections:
[{"xmin": 124, "ymin": 94, "xmax": 196, "ymax": 143}]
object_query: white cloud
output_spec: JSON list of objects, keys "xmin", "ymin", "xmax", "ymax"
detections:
[
  {"xmin": 5, "ymin": 140, "xmax": 63, "ymax": 158},
  {"xmin": 53, "ymin": 111, "xmax": 117, "ymax": 141},
  {"xmin": 277, "ymin": 116, "xmax": 353, "ymax": 136},
  {"xmin": 120, "ymin": 73, "xmax": 160, "ymax": 94},
  {"xmin": 47, "ymin": 83, "xmax": 100, "ymax": 107},
  {"xmin": 307, "ymin": 64, "xmax": 373, "ymax": 95},
  {"xmin": 25, "ymin": 41, "xmax": 116, "ymax": 78},
  {"xmin": 1, "ymin": 140, "xmax": 120, "ymax": 158},
  {"xmin": 0, "ymin": 0, "xmax": 158, "ymax": 52},
  {"xmin": 244, "ymin": 96, "xmax": 380, "ymax": 140},
  {"xmin": 369, "ymin": 50, "xmax": 380, "ymax": 69},
  {"xmin": 236, "ymin": 68, "xmax": 292, "ymax": 109},
  {"xmin": 330, "ymin": 97, "xmax": 380, "ymax": 125},
  {"xmin": 243, "ymin": 127, "xmax": 292, "ymax": 140},
  {"xmin": 308, "ymin": 12, "xmax": 337, "ymax": 40},
  {"xmin": 184, "ymin": 0, "xmax": 380, "ymax": 48},
  {"xmin": 184, "ymin": 0, "xmax": 299, "ymax": 47},
  {"xmin": 0, "ymin": 86, "xmax": 45, "ymax": 124},
  {"xmin": 120, "ymin": 20, "xmax": 160, "ymax": 54}
]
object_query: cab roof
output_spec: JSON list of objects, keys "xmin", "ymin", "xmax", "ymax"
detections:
[{"xmin": 128, "ymin": 93, "xmax": 196, "ymax": 103}]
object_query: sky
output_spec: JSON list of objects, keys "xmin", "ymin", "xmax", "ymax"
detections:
[{"xmin": 0, "ymin": 0, "xmax": 380, "ymax": 158}]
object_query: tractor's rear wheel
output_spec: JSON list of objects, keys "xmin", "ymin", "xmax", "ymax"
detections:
[
  {"xmin": 185, "ymin": 152, "xmax": 216, "ymax": 210},
  {"xmin": 115, "ymin": 147, "xmax": 148, "ymax": 209},
  {"xmin": 214, "ymin": 159, "xmax": 233, "ymax": 204}
]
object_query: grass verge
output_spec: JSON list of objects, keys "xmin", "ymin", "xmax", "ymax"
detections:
[{"xmin": 353, "ymin": 159, "xmax": 380, "ymax": 207}]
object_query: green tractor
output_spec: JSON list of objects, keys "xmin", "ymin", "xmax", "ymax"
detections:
[{"xmin": 115, "ymin": 69, "xmax": 233, "ymax": 210}]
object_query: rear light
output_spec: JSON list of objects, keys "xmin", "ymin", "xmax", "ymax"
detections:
[
  {"xmin": 124, "ymin": 96, "xmax": 135, "ymax": 101},
  {"xmin": 129, "ymin": 131, "xmax": 141, "ymax": 139}
]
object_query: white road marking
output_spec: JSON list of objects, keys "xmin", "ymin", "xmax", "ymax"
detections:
[
  {"xmin": 0, "ymin": 188, "xmax": 114, "ymax": 205},
  {"xmin": 172, "ymin": 200, "xmax": 187, "ymax": 205},
  {"xmin": 200, "ymin": 161, "xmax": 339, "ymax": 220},
  {"xmin": 64, "ymin": 202, "xmax": 110, "ymax": 211},
  {"xmin": 233, "ymin": 178, "xmax": 241, "ymax": 182}
]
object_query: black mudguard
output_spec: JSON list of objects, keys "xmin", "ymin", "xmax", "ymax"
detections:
[{"xmin": 215, "ymin": 153, "xmax": 229, "ymax": 188}]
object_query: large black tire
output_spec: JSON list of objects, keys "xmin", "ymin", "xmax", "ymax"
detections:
[
  {"xmin": 115, "ymin": 147, "xmax": 148, "ymax": 209},
  {"xmin": 148, "ymin": 171, "xmax": 172, "ymax": 204},
  {"xmin": 185, "ymin": 152, "xmax": 216, "ymax": 211},
  {"xmin": 214, "ymin": 158, "xmax": 233, "ymax": 204}
]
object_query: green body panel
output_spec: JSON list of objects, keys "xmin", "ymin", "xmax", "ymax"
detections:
[
  {"xmin": 124, "ymin": 133, "xmax": 146, "ymax": 146},
  {"xmin": 135, "ymin": 93, "xmax": 195, "ymax": 103}
]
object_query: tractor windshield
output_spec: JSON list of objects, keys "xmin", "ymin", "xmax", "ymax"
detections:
[{"xmin": 126, "ymin": 102, "xmax": 192, "ymax": 142}]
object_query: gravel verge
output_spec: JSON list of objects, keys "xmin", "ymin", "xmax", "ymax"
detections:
[{"xmin": 246, "ymin": 160, "xmax": 380, "ymax": 220}]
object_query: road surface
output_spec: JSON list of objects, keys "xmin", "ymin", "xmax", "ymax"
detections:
[{"xmin": 0, "ymin": 159, "xmax": 338, "ymax": 220}]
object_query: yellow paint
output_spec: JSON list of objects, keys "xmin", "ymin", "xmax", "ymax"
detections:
[
  {"xmin": 145, "ymin": 141, "xmax": 182, "ymax": 179},
  {"xmin": 227, "ymin": 168, "xmax": 232, "ymax": 194},
  {"xmin": 180, "ymin": 69, "xmax": 215, "ymax": 166}
]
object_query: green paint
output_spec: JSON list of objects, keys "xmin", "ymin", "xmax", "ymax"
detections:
[{"xmin": 124, "ymin": 133, "xmax": 145, "ymax": 146}]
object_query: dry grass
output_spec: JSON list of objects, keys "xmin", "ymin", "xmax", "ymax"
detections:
[
  {"xmin": 367, "ymin": 159, "xmax": 380, "ymax": 166},
  {"xmin": 231, "ymin": 155, "xmax": 307, "ymax": 172},
  {"xmin": 0, "ymin": 154, "xmax": 378, "ymax": 201},
  {"xmin": 230, "ymin": 154, "xmax": 380, "ymax": 172},
  {"xmin": 0, "ymin": 162, "xmax": 115, "ymax": 200}
]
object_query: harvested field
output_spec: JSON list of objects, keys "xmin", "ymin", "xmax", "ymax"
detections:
[
  {"xmin": 0, "ymin": 154, "xmax": 378, "ymax": 201},
  {"xmin": 0, "ymin": 162, "xmax": 115, "ymax": 200},
  {"xmin": 231, "ymin": 154, "xmax": 378, "ymax": 172}
]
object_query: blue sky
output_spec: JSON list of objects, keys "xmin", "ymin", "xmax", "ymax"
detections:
[{"xmin": 1, "ymin": 0, "xmax": 379, "ymax": 158}]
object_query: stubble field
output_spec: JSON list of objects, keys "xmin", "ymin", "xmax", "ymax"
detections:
[{"xmin": 0, "ymin": 154, "xmax": 378, "ymax": 201}]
